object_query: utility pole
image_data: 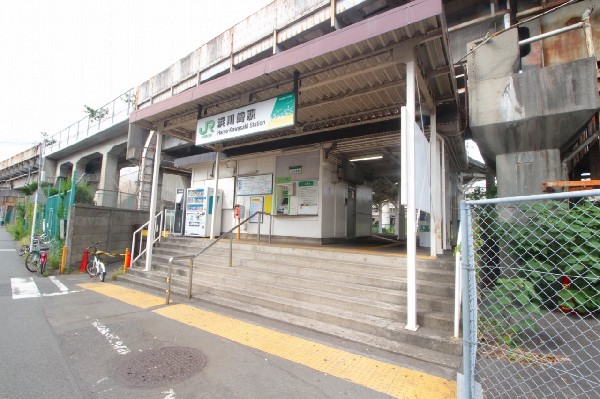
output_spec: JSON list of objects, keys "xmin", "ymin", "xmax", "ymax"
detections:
[{"xmin": 29, "ymin": 139, "xmax": 45, "ymax": 247}]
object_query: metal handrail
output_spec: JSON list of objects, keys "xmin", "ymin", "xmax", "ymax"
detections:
[
  {"xmin": 165, "ymin": 211, "xmax": 272, "ymax": 304},
  {"xmin": 131, "ymin": 211, "xmax": 165, "ymax": 266}
]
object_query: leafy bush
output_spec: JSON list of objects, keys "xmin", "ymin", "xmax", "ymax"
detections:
[
  {"xmin": 480, "ymin": 277, "xmax": 543, "ymax": 348},
  {"xmin": 47, "ymin": 239, "xmax": 64, "ymax": 270},
  {"xmin": 75, "ymin": 181, "xmax": 95, "ymax": 204},
  {"xmin": 6, "ymin": 202, "xmax": 37, "ymax": 241},
  {"xmin": 503, "ymin": 199, "xmax": 600, "ymax": 314}
]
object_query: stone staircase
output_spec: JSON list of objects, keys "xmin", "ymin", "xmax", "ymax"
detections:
[{"xmin": 120, "ymin": 236, "xmax": 462, "ymax": 377}]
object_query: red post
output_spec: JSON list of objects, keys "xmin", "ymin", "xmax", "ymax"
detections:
[{"xmin": 79, "ymin": 249, "xmax": 89, "ymax": 272}]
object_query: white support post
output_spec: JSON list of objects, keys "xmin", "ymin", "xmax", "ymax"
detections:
[
  {"xmin": 144, "ymin": 131, "xmax": 162, "ymax": 272},
  {"xmin": 210, "ymin": 151, "xmax": 220, "ymax": 239},
  {"xmin": 405, "ymin": 60, "xmax": 418, "ymax": 331},
  {"xmin": 441, "ymin": 139, "xmax": 448, "ymax": 251},
  {"xmin": 430, "ymin": 110, "xmax": 443, "ymax": 256}
]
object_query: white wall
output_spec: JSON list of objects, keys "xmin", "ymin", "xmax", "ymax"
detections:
[{"xmin": 189, "ymin": 149, "xmax": 343, "ymax": 239}]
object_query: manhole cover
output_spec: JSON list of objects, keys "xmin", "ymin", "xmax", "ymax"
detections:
[{"xmin": 113, "ymin": 347, "xmax": 207, "ymax": 388}]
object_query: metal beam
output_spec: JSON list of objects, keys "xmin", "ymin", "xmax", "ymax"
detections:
[{"xmin": 300, "ymin": 79, "xmax": 405, "ymax": 110}]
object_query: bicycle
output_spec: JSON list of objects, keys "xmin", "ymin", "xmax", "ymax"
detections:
[
  {"xmin": 18, "ymin": 233, "xmax": 49, "ymax": 256},
  {"xmin": 85, "ymin": 241, "xmax": 107, "ymax": 282},
  {"xmin": 25, "ymin": 243, "xmax": 49, "ymax": 274}
]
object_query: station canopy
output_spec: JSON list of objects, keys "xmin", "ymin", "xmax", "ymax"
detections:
[{"xmin": 130, "ymin": 0, "xmax": 465, "ymax": 189}]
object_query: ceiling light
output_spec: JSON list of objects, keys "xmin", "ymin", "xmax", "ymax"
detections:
[{"xmin": 349, "ymin": 155, "xmax": 383, "ymax": 162}]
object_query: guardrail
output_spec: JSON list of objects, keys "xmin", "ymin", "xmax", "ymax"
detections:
[{"xmin": 130, "ymin": 210, "xmax": 165, "ymax": 267}]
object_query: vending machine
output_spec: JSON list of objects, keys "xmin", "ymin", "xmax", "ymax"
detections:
[{"xmin": 184, "ymin": 187, "xmax": 222, "ymax": 237}]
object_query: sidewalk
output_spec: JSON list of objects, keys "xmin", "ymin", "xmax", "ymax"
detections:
[{"xmin": 81, "ymin": 282, "xmax": 458, "ymax": 399}]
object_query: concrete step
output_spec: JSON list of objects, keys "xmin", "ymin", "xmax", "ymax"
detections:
[
  {"xmin": 149, "ymin": 260, "xmax": 454, "ymax": 315},
  {"xmin": 242, "ymin": 260, "xmax": 454, "ymax": 298},
  {"xmin": 162, "ymin": 237, "xmax": 456, "ymax": 271},
  {"xmin": 120, "ymin": 270, "xmax": 460, "ymax": 358},
  {"xmin": 246, "ymin": 254, "xmax": 455, "ymax": 284},
  {"xmin": 117, "ymin": 272, "xmax": 461, "ymax": 378},
  {"xmin": 127, "ymin": 266, "xmax": 454, "ymax": 333},
  {"xmin": 145, "ymin": 247, "xmax": 456, "ymax": 298}
]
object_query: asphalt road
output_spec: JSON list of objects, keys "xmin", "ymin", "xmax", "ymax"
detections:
[{"xmin": 0, "ymin": 227, "xmax": 397, "ymax": 399}]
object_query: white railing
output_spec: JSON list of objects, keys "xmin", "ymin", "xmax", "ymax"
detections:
[
  {"xmin": 44, "ymin": 88, "xmax": 135, "ymax": 156},
  {"xmin": 130, "ymin": 211, "xmax": 165, "ymax": 266}
]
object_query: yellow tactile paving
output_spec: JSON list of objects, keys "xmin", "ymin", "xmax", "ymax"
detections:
[
  {"xmin": 154, "ymin": 304, "xmax": 456, "ymax": 399},
  {"xmin": 79, "ymin": 282, "xmax": 165, "ymax": 309}
]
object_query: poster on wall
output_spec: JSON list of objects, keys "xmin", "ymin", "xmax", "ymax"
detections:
[
  {"xmin": 297, "ymin": 180, "xmax": 318, "ymax": 215},
  {"xmin": 249, "ymin": 196, "xmax": 264, "ymax": 223},
  {"xmin": 237, "ymin": 174, "xmax": 273, "ymax": 196}
]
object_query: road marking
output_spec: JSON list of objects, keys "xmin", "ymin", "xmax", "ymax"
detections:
[
  {"xmin": 0, "ymin": 249, "xmax": 15, "ymax": 252},
  {"xmin": 11, "ymin": 277, "xmax": 41, "ymax": 299},
  {"xmin": 162, "ymin": 389, "xmax": 176, "ymax": 399},
  {"xmin": 10, "ymin": 277, "xmax": 81, "ymax": 299},
  {"xmin": 49, "ymin": 276, "xmax": 69, "ymax": 292},
  {"xmin": 82, "ymin": 284, "xmax": 456, "ymax": 398},
  {"xmin": 92, "ymin": 319, "xmax": 131, "ymax": 355}
]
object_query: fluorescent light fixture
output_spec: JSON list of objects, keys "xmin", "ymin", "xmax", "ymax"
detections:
[
  {"xmin": 349, "ymin": 155, "xmax": 383, "ymax": 162},
  {"xmin": 581, "ymin": 172, "xmax": 591, "ymax": 177}
]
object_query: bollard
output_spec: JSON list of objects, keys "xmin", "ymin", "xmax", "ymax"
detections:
[
  {"xmin": 60, "ymin": 246, "xmax": 68, "ymax": 274},
  {"xmin": 79, "ymin": 248, "xmax": 89, "ymax": 272},
  {"xmin": 123, "ymin": 248, "xmax": 131, "ymax": 273}
]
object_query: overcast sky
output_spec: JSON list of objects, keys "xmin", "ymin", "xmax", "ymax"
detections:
[{"xmin": 0, "ymin": 0, "xmax": 272, "ymax": 162}]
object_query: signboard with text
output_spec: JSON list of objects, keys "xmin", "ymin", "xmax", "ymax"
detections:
[{"xmin": 196, "ymin": 93, "xmax": 295, "ymax": 146}]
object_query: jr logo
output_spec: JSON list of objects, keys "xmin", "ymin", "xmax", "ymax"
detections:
[{"xmin": 198, "ymin": 120, "xmax": 215, "ymax": 137}]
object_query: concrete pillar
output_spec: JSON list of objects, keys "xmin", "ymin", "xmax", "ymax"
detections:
[
  {"xmin": 496, "ymin": 149, "xmax": 561, "ymax": 198},
  {"xmin": 43, "ymin": 158, "xmax": 57, "ymax": 185},
  {"xmin": 97, "ymin": 153, "xmax": 118, "ymax": 207},
  {"xmin": 127, "ymin": 123, "xmax": 150, "ymax": 162}
]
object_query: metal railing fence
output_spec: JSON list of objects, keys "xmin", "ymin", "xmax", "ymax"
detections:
[
  {"xmin": 461, "ymin": 189, "xmax": 600, "ymax": 399},
  {"xmin": 131, "ymin": 211, "xmax": 165, "ymax": 266}
]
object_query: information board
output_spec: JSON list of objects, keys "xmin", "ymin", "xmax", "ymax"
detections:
[
  {"xmin": 236, "ymin": 174, "xmax": 273, "ymax": 196},
  {"xmin": 297, "ymin": 180, "xmax": 318, "ymax": 215},
  {"xmin": 249, "ymin": 196, "xmax": 264, "ymax": 223}
]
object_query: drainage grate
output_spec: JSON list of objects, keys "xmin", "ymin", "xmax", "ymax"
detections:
[{"xmin": 113, "ymin": 347, "xmax": 207, "ymax": 388}]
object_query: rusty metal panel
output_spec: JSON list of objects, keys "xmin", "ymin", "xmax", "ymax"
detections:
[{"xmin": 539, "ymin": 0, "xmax": 600, "ymax": 66}]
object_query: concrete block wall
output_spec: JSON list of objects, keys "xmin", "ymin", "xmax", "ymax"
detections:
[{"xmin": 66, "ymin": 204, "xmax": 149, "ymax": 267}]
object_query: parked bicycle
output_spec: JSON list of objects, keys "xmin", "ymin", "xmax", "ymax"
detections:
[
  {"xmin": 25, "ymin": 243, "xmax": 49, "ymax": 274},
  {"xmin": 85, "ymin": 241, "xmax": 109, "ymax": 282},
  {"xmin": 18, "ymin": 233, "xmax": 50, "ymax": 256}
]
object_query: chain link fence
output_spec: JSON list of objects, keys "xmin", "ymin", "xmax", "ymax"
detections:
[{"xmin": 461, "ymin": 189, "xmax": 600, "ymax": 398}]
